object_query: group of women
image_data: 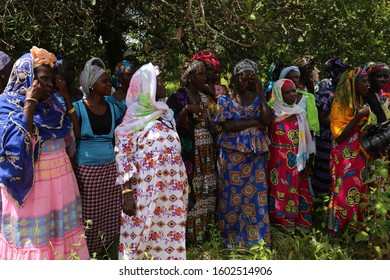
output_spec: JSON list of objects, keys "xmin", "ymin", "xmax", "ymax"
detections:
[{"xmin": 0, "ymin": 47, "xmax": 389, "ymax": 260}]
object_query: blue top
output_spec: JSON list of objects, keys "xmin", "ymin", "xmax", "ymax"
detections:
[
  {"xmin": 213, "ymin": 94, "xmax": 271, "ymax": 154},
  {"xmin": 73, "ymin": 100, "xmax": 121, "ymax": 165},
  {"xmin": 105, "ymin": 95, "xmax": 127, "ymax": 123}
]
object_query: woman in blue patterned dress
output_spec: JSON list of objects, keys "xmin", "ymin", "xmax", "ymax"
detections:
[{"xmin": 213, "ymin": 59, "xmax": 272, "ymax": 249}]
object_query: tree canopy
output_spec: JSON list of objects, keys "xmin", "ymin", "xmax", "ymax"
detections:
[{"xmin": 1, "ymin": 0, "xmax": 389, "ymax": 81}]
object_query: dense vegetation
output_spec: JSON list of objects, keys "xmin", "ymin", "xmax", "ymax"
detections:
[{"xmin": 1, "ymin": 0, "xmax": 389, "ymax": 81}]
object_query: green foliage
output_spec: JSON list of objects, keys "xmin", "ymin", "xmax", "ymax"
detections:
[{"xmin": 2, "ymin": 0, "xmax": 389, "ymax": 83}]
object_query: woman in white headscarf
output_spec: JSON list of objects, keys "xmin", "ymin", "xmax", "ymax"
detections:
[
  {"xmin": 115, "ymin": 63, "xmax": 188, "ymax": 260},
  {"xmin": 72, "ymin": 57, "xmax": 123, "ymax": 256},
  {"xmin": 268, "ymin": 79, "xmax": 315, "ymax": 231}
]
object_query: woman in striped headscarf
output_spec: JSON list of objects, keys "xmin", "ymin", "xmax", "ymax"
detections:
[
  {"xmin": 328, "ymin": 67, "xmax": 373, "ymax": 234},
  {"xmin": 167, "ymin": 59, "xmax": 218, "ymax": 245}
]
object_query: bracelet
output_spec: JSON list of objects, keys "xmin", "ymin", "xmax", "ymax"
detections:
[
  {"xmin": 66, "ymin": 106, "xmax": 76, "ymax": 115},
  {"xmin": 122, "ymin": 189, "xmax": 133, "ymax": 195},
  {"xmin": 25, "ymin": 97, "xmax": 38, "ymax": 104}
]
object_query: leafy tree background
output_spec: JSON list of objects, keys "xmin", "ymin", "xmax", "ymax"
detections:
[{"xmin": 1, "ymin": 0, "xmax": 389, "ymax": 82}]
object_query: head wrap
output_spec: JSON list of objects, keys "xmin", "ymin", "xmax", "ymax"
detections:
[
  {"xmin": 330, "ymin": 67, "xmax": 374, "ymax": 139},
  {"xmin": 281, "ymin": 79, "xmax": 295, "ymax": 90},
  {"xmin": 233, "ymin": 59, "xmax": 258, "ymax": 76},
  {"xmin": 30, "ymin": 46, "xmax": 57, "ymax": 68},
  {"xmin": 79, "ymin": 57, "xmax": 106, "ymax": 97},
  {"xmin": 123, "ymin": 49, "xmax": 136, "ymax": 59},
  {"xmin": 115, "ymin": 62, "xmax": 174, "ymax": 137},
  {"xmin": 292, "ymin": 55, "xmax": 315, "ymax": 68},
  {"xmin": 279, "ymin": 66, "xmax": 300, "ymax": 79},
  {"xmin": 0, "ymin": 51, "xmax": 71, "ymax": 207},
  {"xmin": 0, "ymin": 51, "xmax": 11, "ymax": 71},
  {"xmin": 365, "ymin": 62, "xmax": 390, "ymax": 77},
  {"xmin": 271, "ymin": 79, "xmax": 315, "ymax": 171},
  {"xmin": 112, "ymin": 60, "xmax": 134, "ymax": 89},
  {"xmin": 180, "ymin": 59, "xmax": 204, "ymax": 85},
  {"xmin": 191, "ymin": 50, "xmax": 221, "ymax": 68},
  {"xmin": 323, "ymin": 57, "xmax": 348, "ymax": 85}
]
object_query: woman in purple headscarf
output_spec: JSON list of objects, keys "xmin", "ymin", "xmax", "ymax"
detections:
[{"xmin": 313, "ymin": 57, "xmax": 349, "ymax": 194}]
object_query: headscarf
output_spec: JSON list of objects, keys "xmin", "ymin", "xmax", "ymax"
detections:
[
  {"xmin": 279, "ymin": 66, "xmax": 300, "ymax": 79},
  {"xmin": 323, "ymin": 57, "xmax": 348, "ymax": 85},
  {"xmin": 112, "ymin": 60, "xmax": 134, "ymax": 89},
  {"xmin": 0, "ymin": 49, "xmax": 71, "ymax": 207},
  {"xmin": 115, "ymin": 62, "xmax": 174, "ymax": 136},
  {"xmin": 30, "ymin": 46, "xmax": 57, "ymax": 68},
  {"xmin": 180, "ymin": 59, "xmax": 204, "ymax": 85},
  {"xmin": 0, "ymin": 51, "xmax": 11, "ymax": 71},
  {"xmin": 365, "ymin": 62, "xmax": 390, "ymax": 77},
  {"xmin": 330, "ymin": 67, "xmax": 374, "ymax": 139},
  {"xmin": 271, "ymin": 79, "xmax": 315, "ymax": 171},
  {"xmin": 292, "ymin": 55, "xmax": 315, "ymax": 68},
  {"xmin": 79, "ymin": 57, "xmax": 106, "ymax": 97},
  {"xmin": 233, "ymin": 59, "xmax": 258, "ymax": 76},
  {"xmin": 191, "ymin": 50, "xmax": 221, "ymax": 68}
]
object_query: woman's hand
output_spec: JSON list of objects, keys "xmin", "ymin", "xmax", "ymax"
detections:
[
  {"xmin": 122, "ymin": 192, "xmax": 136, "ymax": 217},
  {"xmin": 185, "ymin": 104, "xmax": 204, "ymax": 118},
  {"xmin": 357, "ymin": 104, "xmax": 370, "ymax": 118},
  {"xmin": 55, "ymin": 75, "xmax": 70, "ymax": 99},
  {"xmin": 25, "ymin": 79, "xmax": 45, "ymax": 101},
  {"xmin": 249, "ymin": 72, "xmax": 263, "ymax": 93}
]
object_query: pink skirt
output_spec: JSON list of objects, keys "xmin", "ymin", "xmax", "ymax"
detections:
[{"xmin": 0, "ymin": 139, "xmax": 90, "ymax": 260}]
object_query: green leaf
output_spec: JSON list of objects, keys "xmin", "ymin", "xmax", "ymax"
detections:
[{"xmin": 355, "ymin": 231, "xmax": 369, "ymax": 242}]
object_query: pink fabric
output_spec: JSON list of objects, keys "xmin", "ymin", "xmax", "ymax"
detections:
[{"xmin": 0, "ymin": 140, "xmax": 89, "ymax": 260}]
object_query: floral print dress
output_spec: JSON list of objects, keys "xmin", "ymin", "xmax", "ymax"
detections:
[{"xmin": 115, "ymin": 120, "xmax": 188, "ymax": 259}]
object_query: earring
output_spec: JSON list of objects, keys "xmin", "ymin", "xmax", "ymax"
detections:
[{"xmin": 90, "ymin": 87, "xmax": 94, "ymax": 91}]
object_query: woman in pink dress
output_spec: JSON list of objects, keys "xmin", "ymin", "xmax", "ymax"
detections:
[
  {"xmin": 0, "ymin": 47, "xmax": 89, "ymax": 260},
  {"xmin": 268, "ymin": 79, "xmax": 315, "ymax": 231}
]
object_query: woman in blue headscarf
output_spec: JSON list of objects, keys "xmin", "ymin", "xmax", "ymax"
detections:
[{"xmin": 0, "ymin": 47, "xmax": 89, "ymax": 259}]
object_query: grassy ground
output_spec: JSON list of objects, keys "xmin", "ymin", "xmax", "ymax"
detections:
[{"xmin": 94, "ymin": 194, "xmax": 388, "ymax": 260}]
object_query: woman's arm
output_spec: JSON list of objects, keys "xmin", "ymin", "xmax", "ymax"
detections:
[
  {"xmin": 253, "ymin": 75, "xmax": 272, "ymax": 126},
  {"xmin": 334, "ymin": 105, "xmax": 369, "ymax": 144},
  {"xmin": 222, "ymin": 119, "xmax": 265, "ymax": 132},
  {"xmin": 56, "ymin": 76, "xmax": 81, "ymax": 139},
  {"xmin": 318, "ymin": 108, "xmax": 330, "ymax": 128},
  {"xmin": 23, "ymin": 80, "xmax": 45, "ymax": 133}
]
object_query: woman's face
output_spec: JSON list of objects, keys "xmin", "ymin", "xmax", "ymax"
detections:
[
  {"xmin": 189, "ymin": 65, "xmax": 206, "ymax": 89},
  {"xmin": 92, "ymin": 72, "xmax": 111, "ymax": 96},
  {"xmin": 356, "ymin": 75, "xmax": 370, "ymax": 97},
  {"xmin": 282, "ymin": 84, "xmax": 297, "ymax": 105},
  {"xmin": 59, "ymin": 60, "xmax": 76, "ymax": 85},
  {"xmin": 371, "ymin": 69, "xmax": 390, "ymax": 90},
  {"xmin": 121, "ymin": 67, "xmax": 136, "ymax": 89},
  {"xmin": 35, "ymin": 65, "xmax": 54, "ymax": 98},
  {"xmin": 155, "ymin": 74, "xmax": 166, "ymax": 100},
  {"xmin": 236, "ymin": 70, "xmax": 256, "ymax": 92},
  {"xmin": 285, "ymin": 70, "xmax": 300, "ymax": 87}
]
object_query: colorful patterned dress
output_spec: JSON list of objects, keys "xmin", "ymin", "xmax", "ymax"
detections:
[
  {"xmin": 268, "ymin": 116, "xmax": 313, "ymax": 229},
  {"xmin": 116, "ymin": 120, "xmax": 188, "ymax": 260},
  {"xmin": 328, "ymin": 128, "xmax": 367, "ymax": 234},
  {"xmin": 214, "ymin": 95, "xmax": 271, "ymax": 248},
  {"xmin": 167, "ymin": 89, "xmax": 218, "ymax": 244},
  {"xmin": 0, "ymin": 138, "xmax": 90, "ymax": 260}
]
